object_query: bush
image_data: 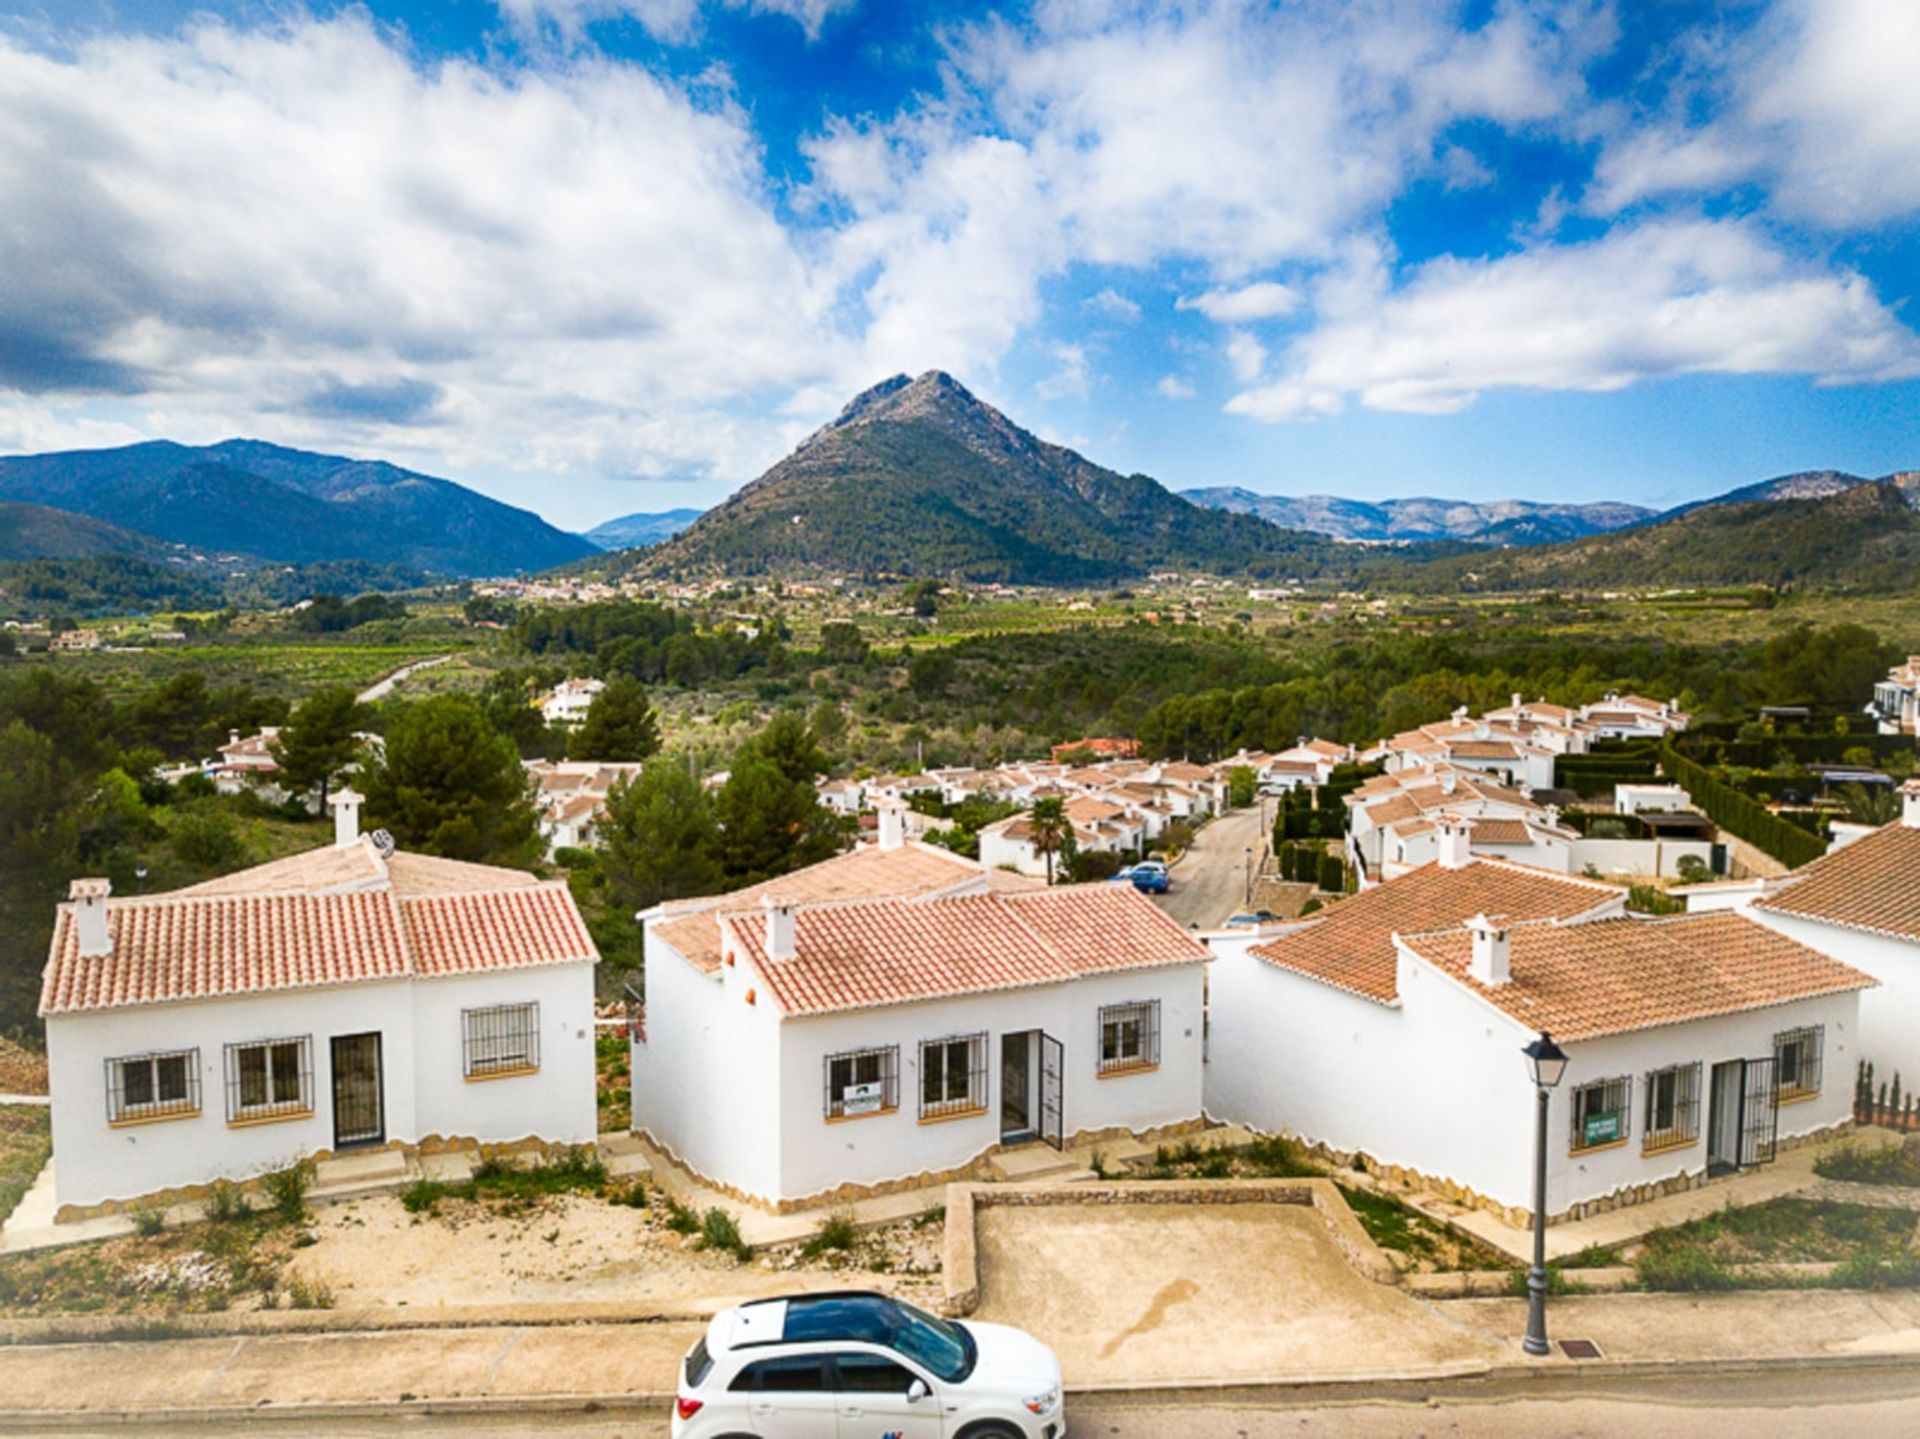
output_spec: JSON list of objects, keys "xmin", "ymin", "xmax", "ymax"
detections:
[
  {"xmin": 1245, "ymin": 1134, "xmax": 1318, "ymax": 1178},
  {"xmin": 401, "ymin": 1179, "xmax": 449, "ymax": 1215},
  {"xmin": 802, "ymin": 1211, "xmax": 859, "ymax": 1258},
  {"xmin": 1634, "ymin": 1244, "xmax": 1738, "ymax": 1291},
  {"xmin": 169, "ymin": 808, "xmax": 244, "ymax": 869},
  {"xmin": 663, "ymin": 1196, "xmax": 700, "ymax": 1235},
  {"xmin": 611, "ymin": 1181, "xmax": 649, "ymax": 1208},
  {"xmin": 1814, "ymin": 1142, "xmax": 1920, "ymax": 1188},
  {"xmin": 1830, "ymin": 1248, "xmax": 1920, "ymax": 1290},
  {"xmin": 287, "ymin": 1275, "xmax": 335, "ymax": 1309},
  {"xmin": 131, "ymin": 1206, "xmax": 166, "ymax": 1237},
  {"xmin": 700, "ymin": 1206, "xmax": 751, "ymax": 1261},
  {"xmin": 261, "ymin": 1160, "xmax": 313, "ymax": 1224},
  {"xmin": 206, "ymin": 1179, "xmax": 252, "ymax": 1223}
]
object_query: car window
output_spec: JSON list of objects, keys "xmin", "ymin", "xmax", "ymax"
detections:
[
  {"xmin": 833, "ymin": 1353, "xmax": 921, "ymax": 1394},
  {"xmin": 685, "ymin": 1338, "xmax": 713, "ymax": 1388},
  {"xmin": 730, "ymin": 1356, "xmax": 830, "ymax": 1392}
]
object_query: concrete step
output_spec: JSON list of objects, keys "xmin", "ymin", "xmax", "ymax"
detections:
[
  {"xmin": 308, "ymin": 1147, "xmax": 418, "ymax": 1204},
  {"xmin": 987, "ymin": 1144, "xmax": 1088, "ymax": 1184}
]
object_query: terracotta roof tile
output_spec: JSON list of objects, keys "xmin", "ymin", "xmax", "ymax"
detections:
[
  {"xmin": 1756, "ymin": 822, "xmax": 1920, "ymax": 941},
  {"xmin": 1402, "ymin": 911, "xmax": 1874, "ymax": 1040},
  {"xmin": 402, "ymin": 884, "xmax": 598, "ymax": 977},
  {"xmin": 1248, "ymin": 860, "xmax": 1623, "ymax": 1004}
]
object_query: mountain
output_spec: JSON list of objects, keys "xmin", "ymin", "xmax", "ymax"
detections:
[
  {"xmin": 1182, "ymin": 487, "xmax": 1656, "ymax": 545},
  {"xmin": 1416, "ymin": 476, "xmax": 1920, "ymax": 593},
  {"xmin": 0, "ymin": 501, "xmax": 180, "ymax": 563},
  {"xmin": 623, "ymin": 372, "xmax": 1378, "ymax": 583},
  {"xmin": 1661, "ymin": 469, "xmax": 1873, "ymax": 520},
  {"xmin": 0, "ymin": 439, "xmax": 595, "ymax": 577},
  {"xmin": 583, "ymin": 508, "xmax": 704, "ymax": 550}
]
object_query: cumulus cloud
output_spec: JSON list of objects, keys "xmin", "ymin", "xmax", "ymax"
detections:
[
  {"xmin": 1082, "ymin": 287, "xmax": 1142, "ymax": 322},
  {"xmin": 1036, "ymin": 343, "xmax": 1093, "ymax": 401},
  {"xmin": 1226, "ymin": 220, "xmax": 1920, "ymax": 421},
  {"xmin": 1223, "ymin": 331, "xmax": 1268, "ymax": 384},
  {"xmin": 1179, "ymin": 281, "xmax": 1302, "ymax": 324},
  {"xmin": 498, "ymin": 0, "xmax": 856, "ymax": 43},
  {"xmin": 1156, "ymin": 375, "xmax": 1197, "ymax": 400}
]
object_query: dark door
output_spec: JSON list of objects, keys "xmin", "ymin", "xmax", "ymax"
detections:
[
  {"xmin": 1039, "ymin": 1032, "xmax": 1064, "ymax": 1151},
  {"xmin": 330, "ymin": 1032, "xmax": 385, "ymax": 1149},
  {"xmin": 1000, "ymin": 1031, "xmax": 1032, "ymax": 1141},
  {"xmin": 1741, "ymin": 1056, "xmax": 1779, "ymax": 1167}
]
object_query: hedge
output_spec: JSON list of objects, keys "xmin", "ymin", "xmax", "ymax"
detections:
[{"xmin": 1660, "ymin": 741, "xmax": 1826, "ymax": 869}]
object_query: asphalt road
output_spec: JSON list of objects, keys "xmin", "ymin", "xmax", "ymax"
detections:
[
  {"xmin": 1152, "ymin": 802, "xmax": 1272, "ymax": 930},
  {"xmin": 27, "ymin": 1367, "xmax": 1920, "ymax": 1437}
]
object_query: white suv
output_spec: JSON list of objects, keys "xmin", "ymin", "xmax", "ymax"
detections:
[{"xmin": 672, "ymin": 1289, "xmax": 1065, "ymax": 1439}]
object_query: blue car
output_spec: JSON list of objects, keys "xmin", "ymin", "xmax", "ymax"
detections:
[{"xmin": 1129, "ymin": 861, "xmax": 1170, "ymax": 894}]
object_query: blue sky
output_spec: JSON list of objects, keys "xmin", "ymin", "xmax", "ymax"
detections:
[{"xmin": 2, "ymin": 0, "xmax": 1917, "ymax": 528}]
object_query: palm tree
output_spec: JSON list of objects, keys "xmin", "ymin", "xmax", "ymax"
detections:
[
  {"xmin": 1028, "ymin": 797, "xmax": 1072, "ymax": 885},
  {"xmin": 1838, "ymin": 782, "xmax": 1899, "ymax": 827}
]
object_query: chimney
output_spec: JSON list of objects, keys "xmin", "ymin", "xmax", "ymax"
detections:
[
  {"xmin": 1436, "ymin": 812, "xmax": 1472, "ymax": 870},
  {"xmin": 1467, "ymin": 912, "xmax": 1511, "ymax": 986},
  {"xmin": 228, "ymin": 728, "xmax": 241, "ymax": 748},
  {"xmin": 1438, "ymin": 768, "xmax": 1457, "ymax": 795},
  {"xmin": 1545, "ymin": 803, "xmax": 1561, "ymax": 829},
  {"xmin": 1451, "ymin": 705, "xmax": 1469, "ymax": 723},
  {"xmin": 329, "ymin": 786, "xmax": 364, "ymax": 848},
  {"xmin": 1511, "ymin": 692, "xmax": 1523, "ymax": 711},
  {"xmin": 763, "ymin": 895, "xmax": 797, "ymax": 961},
  {"xmin": 875, "ymin": 798, "xmax": 906, "ymax": 852},
  {"xmin": 69, "ymin": 878, "xmax": 112, "ymax": 958},
  {"xmin": 1902, "ymin": 779, "xmax": 1920, "ymax": 830}
]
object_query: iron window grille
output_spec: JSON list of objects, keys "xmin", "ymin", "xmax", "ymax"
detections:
[
  {"xmin": 1098, "ymin": 1000, "xmax": 1161, "ymax": 1074},
  {"xmin": 824, "ymin": 1045, "xmax": 899, "ymax": 1119},
  {"xmin": 1570, "ymin": 1074, "xmax": 1631, "ymax": 1151},
  {"xmin": 1774, "ymin": 1025, "xmax": 1824, "ymax": 1098},
  {"xmin": 919, "ymin": 1032, "xmax": 987, "ymax": 1119},
  {"xmin": 462, "ymin": 1002, "xmax": 541, "ymax": 1078},
  {"xmin": 106, "ymin": 1048, "xmax": 200, "ymax": 1123},
  {"xmin": 224, "ymin": 1036, "xmax": 313, "ymax": 1122},
  {"xmin": 1642, "ymin": 1062, "xmax": 1701, "ymax": 1151}
]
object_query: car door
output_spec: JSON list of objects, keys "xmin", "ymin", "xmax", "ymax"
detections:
[
  {"xmin": 829, "ymin": 1351, "xmax": 945, "ymax": 1439},
  {"xmin": 732, "ymin": 1354, "xmax": 839, "ymax": 1439}
]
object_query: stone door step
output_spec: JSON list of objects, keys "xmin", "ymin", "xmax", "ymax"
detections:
[{"xmin": 988, "ymin": 1145, "xmax": 1090, "ymax": 1183}]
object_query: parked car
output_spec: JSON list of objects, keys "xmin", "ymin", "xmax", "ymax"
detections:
[
  {"xmin": 674, "ymin": 1289, "xmax": 1065, "ymax": 1439},
  {"xmin": 1223, "ymin": 910, "xmax": 1280, "ymax": 928},
  {"xmin": 1129, "ymin": 860, "xmax": 1170, "ymax": 894}
]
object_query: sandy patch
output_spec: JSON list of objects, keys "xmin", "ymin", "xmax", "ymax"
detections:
[{"xmin": 0, "ymin": 1039, "xmax": 48, "ymax": 1095}]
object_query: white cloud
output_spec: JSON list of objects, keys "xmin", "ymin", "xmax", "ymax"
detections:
[
  {"xmin": 1156, "ymin": 375, "xmax": 1196, "ymax": 401},
  {"xmin": 1227, "ymin": 219, "xmax": 1920, "ymax": 421},
  {"xmin": 1082, "ymin": 287, "xmax": 1142, "ymax": 322},
  {"xmin": 498, "ymin": 0, "xmax": 856, "ymax": 43},
  {"xmin": 1224, "ymin": 330, "xmax": 1268, "ymax": 384},
  {"xmin": 1179, "ymin": 281, "xmax": 1302, "ymax": 324},
  {"xmin": 1036, "ymin": 343, "xmax": 1093, "ymax": 401}
]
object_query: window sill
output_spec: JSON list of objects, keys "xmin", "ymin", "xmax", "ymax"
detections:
[
  {"xmin": 109, "ymin": 1108, "xmax": 200, "ymax": 1129},
  {"xmin": 1569, "ymin": 1137, "xmax": 1629, "ymax": 1157},
  {"xmin": 918, "ymin": 1104, "xmax": 988, "ymax": 1126},
  {"xmin": 1777, "ymin": 1087, "xmax": 1820, "ymax": 1105},
  {"xmin": 466, "ymin": 1065, "xmax": 540, "ymax": 1083},
  {"xmin": 228, "ymin": 1107, "xmax": 315, "ymax": 1130},
  {"xmin": 825, "ymin": 1105, "xmax": 898, "ymax": 1125},
  {"xmin": 1098, "ymin": 1062, "xmax": 1159, "ymax": 1079},
  {"xmin": 1641, "ymin": 1135, "xmax": 1699, "ymax": 1157}
]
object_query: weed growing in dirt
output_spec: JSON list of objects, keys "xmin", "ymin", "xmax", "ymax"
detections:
[
  {"xmin": 699, "ymin": 1207, "xmax": 751, "ymax": 1262},
  {"xmin": 131, "ymin": 1207, "xmax": 166, "ymax": 1237},
  {"xmin": 287, "ymin": 1275, "xmax": 334, "ymax": 1309},
  {"xmin": 261, "ymin": 1161, "xmax": 312, "ymax": 1225},
  {"xmin": 206, "ymin": 1180, "xmax": 252, "ymax": 1223},
  {"xmin": 663, "ymin": 1196, "xmax": 700, "ymax": 1235},
  {"xmin": 802, "ymin": 1212, "xmax": 858, "ymax": 1259},
  {"xmin": 1814, "ymin": 1142, "xmax": 1920, "ymax": 1189},
  {"xmin": 611, "ymin": 1181, "xmax": 648, "ymax": 1208},
  {"xmin": 1244, "ymin": 1134, "xmax": 1319, "ymax": 1178}
]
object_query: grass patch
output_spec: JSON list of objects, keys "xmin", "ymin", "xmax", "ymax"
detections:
[
  {"xmin": 1634, "ymin": 1197, "xmax": 1920, "ymax": 1291},
  {"xmin": 699, "ymin": 1207, "xmax": 751, "ymax": 1262},
  {"xmin": 802, "ymin": 1211, "xmax": 858, "ymax": 1259},
  {"xmin": 398, "ymin": 1147, "xmax": 608, "ymax": 1216},
  {"xmin": 595, "ymin": 1032, "xmax": 631, "ymax": 1135},
  {"xmin": 1814, "ymin": 1142, "xmax": 1920, "ymax": 1189},
  {"xmin": 1335, "ymin": 1184, "xmax": 1507, "ymax": 1273},
  {"xmin": 0, "ymin": 1104, "xmax": 52, "ymax": 1227}
]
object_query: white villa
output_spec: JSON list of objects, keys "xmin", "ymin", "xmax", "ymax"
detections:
[
  {"xmin": 537, "ymin": 677, "xmax": 606, "ymax": 726},
  {"xmin": 38, "ymin": 791, "xmax": 599, "ymax": 1219},
  {"xmin": 1872, "ymin": 656, "xmax": 1920, "ymax": 736},
  {"xmin": 631, "ymin": 809, "xmax": 1209, "ymax": 1210},
  {"xmin": 527, "ymin": 759, "xmax": 645, "ymax": 854},
  {"xmin": 1206, "ymin": 848, "xmax": 1870, "ymax": 1224}
]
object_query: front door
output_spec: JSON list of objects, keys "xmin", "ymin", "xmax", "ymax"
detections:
[
  {"xmin": 1741, "ymin": 1056, "xmax": 1779, "ymax": 1167},
  {"xmin": 1039, "ymin": 1031, "xmax": 1065, "ymax": 1151},
  {"xmin": 1001, "ymin": 1031, "xmax": 1034, "ymax": 1141},
  {"xmin": 1707, "ymin": 1059, "xmax": 1743, "ymax": 1175},
  {"xmin": 330, "ymin": 1032, "xmax": 385, "ymax": 1149}
]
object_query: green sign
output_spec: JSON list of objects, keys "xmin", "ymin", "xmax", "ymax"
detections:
[{"xmin": 1583, "ymin": 1111, "xmax": 1622, "ymax": 1146}]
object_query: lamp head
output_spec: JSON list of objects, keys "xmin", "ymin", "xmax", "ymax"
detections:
[{"xmin": 1523, "ymin": 1031, "xmax": 1569, "ymax": 1090}]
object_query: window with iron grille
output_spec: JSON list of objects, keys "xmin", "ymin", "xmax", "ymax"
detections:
[
  {"xmin": 1642, "ymin": 1062, "xmax": 1701, "ymax": 1151},
  {"xmin": 1098, "ymin": 1000, "xmax": 1161, "ymax": 1074},
  {"xmin": 225, "ymin": 1036, "xmax": 312, "ymax": 1122},
  {"xmin": 463, "ymin": 1002, "xmax": 541, "ymax": 1078},
  {"xmin": 919, "ymin": 1033, "xmax": 987, "ymax": 1119},
  {"xmin": 824, "ymin": 1045, "xmax": 898, "ymax": 1119},
  {"xmin": 1774, "ymin": 1025, "xmax": 1824, "ymax": 1097},
  {"xmin": 106, "ymin": 1049, "xmax": 200, "ymax": 1123},
  {"xmin": 1570, "ymin": 1074, "xmax": 1630, "ymax": 1150}
]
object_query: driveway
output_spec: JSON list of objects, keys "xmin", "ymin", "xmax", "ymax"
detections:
[{"xmin": 1152, "ymin": 803, "xmax": 1271, "ymax": 929}]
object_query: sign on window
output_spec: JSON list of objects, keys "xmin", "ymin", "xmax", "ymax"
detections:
[
  {"xmin": 841, "ymin": 1081, "xmax": 884, "ymax": 1116},
  {"xmin": 1582, "ymin": 1111, "xmax": 1621, "ymax": 1147}
]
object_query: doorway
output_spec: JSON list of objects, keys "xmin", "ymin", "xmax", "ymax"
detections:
[
  {"xmin": 1707, "ymin": 1056, "xmax": 1779, "ymax": 1176},
  {"xmin": 1001, "ymin": 1031, "xmax": 1035, "ymax": 1142},
  {"xmin": 1707, "ymin": 1059, "xmax": 1743, "ymax": 1176},
  {"xmin": 330, "ymin": 1032, "xmax": 385, "ymax": 1149}
]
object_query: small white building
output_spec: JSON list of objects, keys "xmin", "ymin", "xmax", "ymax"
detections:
[
  {"xmin": 527, "ymin": 759, "xmax": 645, "ymax": 854},
  {"xmin": 38, "ymin": 792, "xmax": 599, "ymax": 1219},
  {"xmin": 632, "ymin": 815, "xmax": 1208, "ymax": 1210},
  {"xmin": 537, "ymin": 677, "xmax": 606, "ymax": 727},
  {"xmin": 1871, "ymin": 656, "xmax": 1920, "ymax": 736},
  {"xmin": 1206, "ymin": 852, "xmax": 1869, "ymax": 1224}
]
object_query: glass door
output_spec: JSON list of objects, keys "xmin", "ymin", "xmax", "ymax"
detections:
[
  {"xmin": 330, "ymin": 1032, "xmax": 385, "ymax": 1149},
  {"xmin": 1000, "ymin": 1031, "xmax": 1033, "ymax": 1141}
]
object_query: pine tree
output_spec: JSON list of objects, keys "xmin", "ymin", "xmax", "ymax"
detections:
[
  {"xmin": 572, "ymin": 674, "xmax": 662, "ymax": 761},
  {"xmin": 269, "ymin": 685, "xmax": 368, "ymax": 804},
  {"xmin": 599, "ymin": 763, "xmax": 721, "ymax": 911},
  {"xmin": 712, "ymin": 752, "xmax": 840, "ymax": 886},
  {"xmin": 361, "ymin": 696, "xmax": 538, "ymax": 865}
]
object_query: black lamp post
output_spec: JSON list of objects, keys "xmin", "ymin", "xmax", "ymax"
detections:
[
  {"xmin": 1243, "ymin": 845, "xmax": 1254, "ymax": 905},
  {"xmin": 1521, "ymin": 1030, "xmax": 1569, "ymax": 1357}
]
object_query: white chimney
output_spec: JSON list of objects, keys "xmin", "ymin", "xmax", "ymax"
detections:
[
  {"xmin": 1467, "ymin": 912, "xmax": 1511, "ymax": 986},
  {"xmin": 763, "ymin": 895, "xmax": 797, "ymax": 961},
  {"xmin": 1436, "ymin": 812, "xmax": 1472, "ymax": 870},
  {"xmin": 1511, "ymin": 692, "xmax": 1523, "ymax": 711},
  {"xmin": 1438, "ymin": 768, "xmax": 1458, "ymax": 795},
  {"xmin": 228, "ymin": 728, "xmax": 241, "ymax": 747},
  {"xmin": 69, "ymin": 877, "xmax": 112, "ymax": 958},
  {"xmin": 1451, "ymin": 705, "xmax": 1469, "ymax": 723},
  {"xmin": 329, "ymin": 786, "xmax": 364, "ymax": 848},
  {"xmin": 1902, "ymin": 779, "xmax": 1920, "ymax": 830},
  {"xmin": 875, "ymin": 798, "xmax": 906, "ymax": 852},
  {"xmin": 1545, "ymin": 803, "xmax": 1562, "ymax": 829}
]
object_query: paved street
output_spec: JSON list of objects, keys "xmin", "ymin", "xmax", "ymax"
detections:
[{"xmin": 1153, "ymin": 802, "xmax": 1271, "ymax": 929}]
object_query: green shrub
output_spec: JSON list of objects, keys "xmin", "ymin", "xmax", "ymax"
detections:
[
  {"xmin": 261, "ymin": 1161, "xmax": 313, "ymax": 1224},
  {"xmin": 287, "ymin": 1275, "xmax": 335, "ymax": 1309},
  {"xmin": 700, "ymin": 1207, "xmax": 750, "ymax": 1261},
  {"xmin": 611, "ymin": 1181, "xmax": 649, "ymax": 1209},
  {"xmin": 1635, "ymin": 1244, "xmax": 1738, "ymax": 1291},
  {"xmin": 1814, "ymin": 1142, "xmax": 1920, "ymax": 1189},
  {"xmin": 1245, "ymin": 1134, "xmax": 1318, "ymax": 1178},
  {"xmin": 1197, "ymin": 1153, "xmax": 1233, "ymax": 1180},
  {"xmin": 802, "ymin": 1211, "xmax": 858, "ymax": 1259},
  {"xmin": 401, "ymin": 1179, "xmax": 450, "ymax": 1215},
  {"xmin": 131, "ymin": 1206, "xmax": 166, "ymax": 1237},
  {"xmin": 1830, "ymin": 1247, "xmax": 1920, "ymax": 1290},
  {"xmin": 663, "ymin": 1196, "xmax": 700, "ymax": 1235},
  {"xmin": 206, "ymin": 1179, "xmax": 252, "ymax": 1223}
]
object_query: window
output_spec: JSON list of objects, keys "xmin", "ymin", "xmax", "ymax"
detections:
[
  {"xmin": 730, "ymin": 1356, "xmax": 830, "ymax": 1392},
  {"xmin": 1642, "ymin": 1062, "xmax": 1701, "ymax": 1152},
  {"xmin": 824, "ymin": 1045, "xmax": 899, "ymax": 1119},
  {"xmin": 833, "ymin": 1353, "xmax": 922, "ymax": 1394},
  {"xmin": 106, "ymin": 1049, "xmax": 199, "ymax": 1123},
  {"xmin": 1099, "ymin": 1000, "xmax": 1161, "ymax": 1074},
  {"xmin": 683, "ymin": 1338, "xmax": 713, "ymax": 1389},
  {"xmin": 1570, "ymin": 1075, "xmax": 1630, "ymax": 1151},
  {"xmin": 919, "ymin": 1033, "xmax": 986, "ymax": 1119},
  {"xmin": 225, "ymin": 1036, "xmax": 312, "ymax": 1122},
  {"xmin": 462, "ymin": 1002, "xmax": 540, "ymax": 1078},
  {"xmin": 1775, "ymin": 1026, "xmax": 1824, "ymax": 1098}
]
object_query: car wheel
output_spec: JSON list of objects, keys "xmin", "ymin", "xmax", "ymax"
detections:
[{"xmin": 956, "ymin": 1424, "xmax": 1026, "ymax": 1439}]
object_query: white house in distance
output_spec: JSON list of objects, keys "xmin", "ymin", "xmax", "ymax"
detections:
[
  {"xmin": 1871, "ymin": 656, "xmax": 1920, "ymax": 736},
  {"xmin": 1206, "ymin": 848, "xmax": 1869, "ymax": 1224},
  {"xmin": 632, "ymin": 809, "xmax": 1209, "ymax": 1210},
  {"xmin": 1689, "ymin": 781, "xmax": 1920, "ymax": 1091},
  {"xmin": 537, "ymin": 677, "xmax": 606, "ymax": 727},
  {"xmin": 526, "ymin": 759, "xmax": 645, "ymax": 854},
  {"xmin": 38, "ymin": 791, "xmax": 599, "ymax": 1219}
]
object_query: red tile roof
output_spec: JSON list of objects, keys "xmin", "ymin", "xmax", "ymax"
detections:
[
  {"xmin": 1756, "ymin": 822, "xmax": 1920, "ymax": 941},
  {"xmin": 402, "ymin": 886, "xmax": 598, "ymax": 977},
  {"xmin": 1248, "ymin": 860, "xmax": 1622, "ymax": 1004},
  {"xmin": 1401, "ymin": 911, "xmax": 1874, "ymax": 1040},
  {"xmin": 723, "ymin": 885, "xmax": 1206, "ymax": 1016}
]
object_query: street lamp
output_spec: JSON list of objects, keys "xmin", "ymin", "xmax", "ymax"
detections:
[
  {"xmin": 1521, "ymin": 1030, "xmax": 1569, "ymax": 1357},
  {"xmin": 134, "ymin": 863, "xmax": 149, "ymax": 896},
  {"xmin": 1243, "ymin": 845, "xmax": 1253, "ymax": 905}
]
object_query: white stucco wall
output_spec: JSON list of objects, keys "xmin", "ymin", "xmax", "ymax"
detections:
[
  {"xmin": 1748, "ymin": 909, "xmax": 1920, "ymax": 1088},
  {"xmin": 978, "ymin": 828, "xmax": 1045, "ymax": 878},
  {"xmin": 1570, "ymin": 836, "xmax": 1714, "ymax": 879}
]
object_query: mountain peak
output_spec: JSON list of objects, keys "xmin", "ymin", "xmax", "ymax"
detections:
[{"xmin": 830, "ymin": 369, "xmax": 978, "ymax": 429}]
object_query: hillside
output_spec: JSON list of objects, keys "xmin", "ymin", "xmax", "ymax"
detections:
[
  {"xmin": 583, "ymin": 508, "xmax": 704, "ymax": 550},
  {"xmin": 0, "ymin": 501, "xmax": 177, "ymax": 563},
  {"xmin": 1662, "ymin": 469, "xmax": 1871, "ymax": 520},
  {"xmin": 0, "ymin": 439, "xmax": 594, "ymax": 577},
  {"xmin": 1183, "ymin": 488, "xmax": 1653, "ymax": 544},
  {"xmin": 1419, "ymin": 478, "xmax": 1920, "ymax": 592},
  {"xmin": 624, "ymin": 372, "xmax": 1376, "ymax": 583}
]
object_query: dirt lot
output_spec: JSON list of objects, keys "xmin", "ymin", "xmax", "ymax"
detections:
[
  {"xmin": 0, "ymin": 1038, "xmax": 48, "ymax": 1094},
  {"xmin": 969, "ymin": 1202, "xmax": 1501, "ymax": 1382}
]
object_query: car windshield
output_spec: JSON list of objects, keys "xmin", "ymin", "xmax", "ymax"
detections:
[
  {"xmin": 781, "ymin": 1295, "xmax": 976, "ymax": 1384},
  {"xmin": 887, "ymin": 1297, "xmax": 975, "ymax": 1382}
]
